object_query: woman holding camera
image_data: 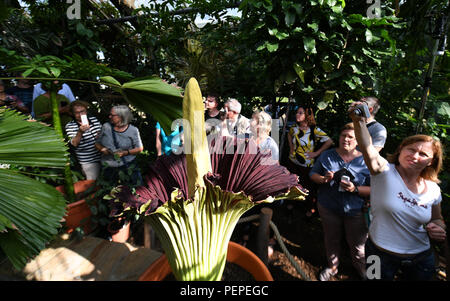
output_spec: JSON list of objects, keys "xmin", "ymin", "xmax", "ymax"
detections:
[
  {"xmin": 65, "ymin": 100, "xmax": 102, "ymax": 180},
  {"xmin": 350, "ymin": 104, "xmax": 446, "ymax": 281},
  {"xmin": 310, "ymin": 122, "xmax": 371, "ymax": 281}
]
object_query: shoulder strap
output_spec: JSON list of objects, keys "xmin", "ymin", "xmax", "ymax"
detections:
[
  {"xmin": 366, "ymin": 121, "xmax": 377, "ymax": 128},
  {"xmin": 309, "ymin": 125, "xmax": 317, "ymax": 143},
  {"xmin": 234, "ymin": 114, "xmax": 241, "ymax": 133},
  {"xmin": 110, "ymin": 124, "xmax": 127, "ymax": 166}
]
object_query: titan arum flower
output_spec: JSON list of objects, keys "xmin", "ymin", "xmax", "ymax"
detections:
[{"xmin": 112, "ymin": 78, "xmax": 307, "ymax": 281}]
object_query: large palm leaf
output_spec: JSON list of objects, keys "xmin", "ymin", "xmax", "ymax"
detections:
[
  {"xmin": 0, "ymin": 108, "xmax": 68, "ymax": 270},
  {"xmin": 100, "ymin": 76, "xmax": 184, "ymax": 134}
]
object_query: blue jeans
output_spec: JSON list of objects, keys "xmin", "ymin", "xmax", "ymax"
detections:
[{"xmin": 365, "ymin": 238, "xmax": 436, "ymax": 281}]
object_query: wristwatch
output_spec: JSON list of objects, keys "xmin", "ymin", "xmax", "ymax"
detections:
[{"xmin": 352, "ymin": 182, "xmax": 359, "ymax": 195}]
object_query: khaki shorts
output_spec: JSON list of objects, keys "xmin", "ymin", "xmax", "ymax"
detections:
[{"xmin": 80, "ymin": 162, "xmax": 101, "ymax": 180}]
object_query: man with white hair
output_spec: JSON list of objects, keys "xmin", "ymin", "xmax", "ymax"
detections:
[{"xmin": 223, "ymin": 98, "xmax": 250, "ymax": 138}]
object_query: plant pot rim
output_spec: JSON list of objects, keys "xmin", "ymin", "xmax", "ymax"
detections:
[
  {"xmin": 57, "ymin": 180, "xmax": 97, "ymax": 234},
  {"xmin": 67, "ymin": 198, "xmax": 88, "ymax": 208},
  {"xmin": 139, "ymin": 241, "xmax": 274, "ymax": 281},
  {"xmin": 56, "ymin": 179, "xmax": 97, "ymax": 204}
]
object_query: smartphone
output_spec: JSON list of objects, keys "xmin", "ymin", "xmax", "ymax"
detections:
[
  {"xmin": 80, "ymin": 114, "xmax": 89, "ymax": 126},
  {"xmin": 339, "ymin": 175, "xmax": 350, "ymax": 192}
]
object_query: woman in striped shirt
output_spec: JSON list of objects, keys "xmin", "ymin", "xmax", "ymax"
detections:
[{"xmin": 65, "ymin": 100, "xmax": 102, "ymax": 180}]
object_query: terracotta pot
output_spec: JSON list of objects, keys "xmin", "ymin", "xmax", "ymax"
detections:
[
  {"xmin": 139, "ymin": 241, "xmax": 274, "ymax": 281},
  {"xmin": 56, "ymin": 180, "xmax": 96, "ymax": 234},
  {"xmin": 107, "ymin": 218, "xmax": 131, "ymax": 243}
]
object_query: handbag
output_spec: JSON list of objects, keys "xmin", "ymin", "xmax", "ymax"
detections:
[
  {"xmin": 110, "ymin": 124, "xmax": 129, "ymax": 167},
  {"xmin": 109, "ymin": 123, "xmax": 142, "ymax": 186}
]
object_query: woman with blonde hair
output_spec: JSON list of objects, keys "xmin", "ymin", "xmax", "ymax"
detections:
[
  {"xmin": 250, "ymin": 110, "xmax": 279, "ymax": 164},
  {"xmin": 350, "ymin": 105, "xmax": 446, "ymax": 281}
]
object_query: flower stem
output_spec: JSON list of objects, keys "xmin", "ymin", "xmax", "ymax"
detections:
[{"xmin": 147, "ymin": 184, "xmax": 254, "ymax": 281}]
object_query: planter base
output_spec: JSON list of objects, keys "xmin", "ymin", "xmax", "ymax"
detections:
[
  {"xmin": 108, "ymin": 219, "xmax": 131, "ymax": 243},
  {"xmin": 56, "ymin": 180, "xmax": 96, "ymax": 234},
  {"xmin": 139, "ymin": 241, "xmax": 273, "ymax": 281}
]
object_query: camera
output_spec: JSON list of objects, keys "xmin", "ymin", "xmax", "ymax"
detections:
[
  {"xmin": 338, "ymin": 175, "xmax": 350, "ymax": 192},
  {"xmin": 354, "ymin": 102, "xmax": 371, "ymax": 118}
]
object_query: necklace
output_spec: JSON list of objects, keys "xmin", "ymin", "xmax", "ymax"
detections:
[{"xmin": 114, "ymin": 124, "xmax": 128, "ymax": 132}]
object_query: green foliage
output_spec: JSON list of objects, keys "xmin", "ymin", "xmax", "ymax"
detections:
[
  {"xmin": 0, "ymin": 108, "xmax": 67, "ymax": 269},
  {"xmin": 1, "ymin": 49, "xmax": 132, "ymax": 82},
  {"xmin": 238, "ymin": 0, "xmax": 403, "ymax": 105},
  {"xmin": 87, "ymin": 159, "xmax": 145, "ymax": 237},
  {"xmin": 2, "ymin": 0, "xmax": 449, "ymax": 226}
]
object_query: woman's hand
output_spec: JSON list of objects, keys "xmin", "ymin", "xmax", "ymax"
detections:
[
  {"xmin": 100, "ymin": 147, "xmax": 111, "ymax": 155},
  {"xmin": 426, "ymin": 222, "xmax": 446, "ymax": 242},
  {"xmin": 322, "ymin": 171, "xmax": 334, "ymax": 184},
  {"xmin": 115, "ymin": 150, "xmax": 129, "ymax": 158},
  {"xmin": 340, "ymin": 178, "xmax": 355, "ymax": 192},
  {"xmin": 79, "ymin": 124, "xmax": 90, "ymax": 133},
  {"xmin": 306, "ymin": 151, "xmax": 320, "ymax": 159}
]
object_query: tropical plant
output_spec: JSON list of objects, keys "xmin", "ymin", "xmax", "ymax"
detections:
[
  {"xmin": 99, "ymin": 76, "xmax": 184, "ymax": 134},
  {"xmin": 0, "ymin": 108, "xmax": 67, "ymax": 269},
  {"xmin": 109, "ymin": 78, "xmax": 307, "ymax": 280}
]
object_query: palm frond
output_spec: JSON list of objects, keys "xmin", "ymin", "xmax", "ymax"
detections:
[
  {"xmin": 0, "ymin": 108, "xmax": 68, "ymax": 168},
  {"xmin": 101, "ymin": 77, "xmax": 184, "ymax": 134},
  {"xmin": 0, "ymin": 169, "xmax": 67, "ymax": 269},
  {"xmin": 0, "ymin": 108, "xmax": 68, "ymax": 269}
]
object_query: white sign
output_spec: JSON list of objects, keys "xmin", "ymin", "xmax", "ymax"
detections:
[
  {"xmin": 367, "ymin": 0, "xmax": 381, "ymax": 19},
  {"xmin": 67, "ymin": 0, "xmax": 81, "ymax": 20},
  {"xmin": 366, "ymin": 255, "xmax": 381, "ymax": 279}
]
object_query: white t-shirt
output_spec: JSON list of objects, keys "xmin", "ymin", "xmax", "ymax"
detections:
[{"xmin": 369, "ymin": 162, "xmax": 442, "ymax": 254}]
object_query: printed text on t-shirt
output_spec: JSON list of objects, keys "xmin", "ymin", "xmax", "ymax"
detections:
[{"xmin": 397, "ymin": 192, "xmax": 428, "ymax": 209}]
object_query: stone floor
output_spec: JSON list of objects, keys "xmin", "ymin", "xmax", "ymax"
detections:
[{"xmin": 0, "ymin": 235, "xmax": 162, "ymax": 281}]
